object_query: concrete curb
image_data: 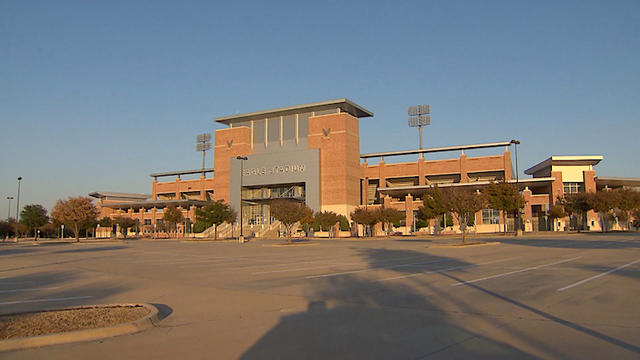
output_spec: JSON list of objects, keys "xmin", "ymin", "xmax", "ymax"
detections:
[
  {"xmin": 428, "ymin": 241, "xmax": 501, "ymax": 248},
  {"xmin": 0, "ymin": 303, "xmax": 159, "ymax": 352},
  {"xmin": 263, "ymin": 242, "xmax": 319, "ymax": 247}
]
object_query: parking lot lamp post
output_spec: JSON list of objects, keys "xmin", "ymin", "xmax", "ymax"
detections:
[
  {"xmin": 236, "ymin": 156, "xmax": 248, "ymax": 243},
  {"xmin": 16, "ymin": 177, "xmax": 22, "ymax": 221},
  {"xmin": 510, "ymin": 140, "xmax": 521, "ymax": 235},
  {"xmin": 6, "ymin": 197, "xmax": 13, "ymax": 220}
]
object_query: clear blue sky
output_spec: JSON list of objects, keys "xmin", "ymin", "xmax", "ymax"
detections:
[{"xmin": 1, "ymin": 0, "xmax": 639, "ymax": 212}]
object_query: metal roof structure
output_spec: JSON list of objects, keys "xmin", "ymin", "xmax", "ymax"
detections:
[
  {"xmin": 100, "ymin": 199, "xmax": 208, "ymax": 210},
  {"xmin": 524, "ymin": 156, "xmax": 603, "ymax": 175},
  {"xmin": 149, "ymin": 168, "xmax": 214, "ymax": 178},
  {"xmin": 215, "ymin": 98, "xmax": 374, "ymax": 125},
  {"xmin": 595, "ymin": 176, "xmax": 640, "ymax": 188},
  {"xmin": 360, "ymin": 141, "xmax": 513, "ymax": 159},
  {"xmin": 88, "ymin": 191, "xmax": 151, "ymax": 200},
  {"xmin": 376, "ymin": 177, "xmax": 555, "ymax": 198}
]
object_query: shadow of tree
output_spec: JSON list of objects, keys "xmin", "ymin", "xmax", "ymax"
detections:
[
  {"xmin": 0, "ymin": 271, "xmax": 132, "ymax": 315},
  {"xmin": 241, "ymin": 247, "xmax": 640, "ymax": 359},
  {"xmin": 241, "ymin": 249, "xmax": 538, "ymax": 359},
  {"xmin": 53, "ymin": 246, "xmax": 128, "ymax": 254}
]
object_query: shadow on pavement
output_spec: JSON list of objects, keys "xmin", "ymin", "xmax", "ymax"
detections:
[
  {"xmin": 53, "ymin": 246, "xmax": 129, "ymax": 254},
  {"xmin": 240, "ymin": 249, "xmax": 538, "ymax": 360},
  {"xmin": 241, "ymin": 247, "xmax": 640, "ymax": 359}
]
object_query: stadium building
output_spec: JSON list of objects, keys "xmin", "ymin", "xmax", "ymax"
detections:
[{"xmin": 90, "ymin": 99, "xmax": 640, "ymax": 237}]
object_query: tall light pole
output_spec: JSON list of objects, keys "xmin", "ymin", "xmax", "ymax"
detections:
[
  {"xmin": 510, "ymin": 140, "xmax": 521, "ymax": 235},
  {"xmin": 408, "ymin": 105, "xmax": 432, "ymax": 159},
  {"xmin": 16, "ymin": 177, "xmax": 22, "ymax": 221},
  {"xmin": 236, "ymin": 156, "xmax": 248, "ymax": 243},
  {"xmin": 6, "ymin": 197, "xmax": 13, "ymax": 220}
]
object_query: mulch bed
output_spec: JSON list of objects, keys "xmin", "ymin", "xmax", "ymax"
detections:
[{"xmin": 0, "ymin": 305, "xmax": 149, "ymax": 340}]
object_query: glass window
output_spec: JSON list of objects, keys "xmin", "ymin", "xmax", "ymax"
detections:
[
  {"xmin": 298, "ymin": 112, "xmax": 310, "ymax": 139},
  {"xmin": 144, "ymin": 219, "xmax": 151, "ymax": 225},
  {"xmin": 482, "ymin": 209, "xmax": 500, "ymax": 224},
  {"xmin": 313, "ymin": 108, "xmax": 339, "ymax": 116},
  {"xmin": 268, "ymin": 117, "xmax": 280, "ymax": 144},
  {"xmin": 563, "ymin": 182, "xmax": 583, "ymax": 194},
  {"xmin": 253, "ymin": 119, "xmax": 265, "ymax": 147},
  {"xmin": 283, "ymin": 115, "xmax": 296, "ymax": 141}
]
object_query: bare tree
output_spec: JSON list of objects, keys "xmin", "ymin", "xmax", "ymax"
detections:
[{"xmin": 51, "ymin": 197, "xmax": 99, "ymax": 242}]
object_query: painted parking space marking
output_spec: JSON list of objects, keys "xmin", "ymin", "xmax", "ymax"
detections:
[
  {"xmin": 451, "ymin": 257, "xmax": 581, "ymax": 287},
  {"xmin": 0, "ymin": 295, "xmax": 93, "ymax": 306},
  {"xmin": 378, "ymin": 257, "xmax": 519, "ymax": 282},
  {"xmin": 557, "ymin": 258, "xmax": 640, "ymax": 292}
]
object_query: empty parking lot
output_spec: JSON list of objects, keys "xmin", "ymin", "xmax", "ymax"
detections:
[{"xmin": 1, "ymin": 233, "xmax": 639, "ymax": 359}]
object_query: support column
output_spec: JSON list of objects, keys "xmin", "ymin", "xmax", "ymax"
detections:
[
  {"xmin": 523, "ymin": 187, "xmax": 533, "ymax": 232},
  {"xmin": 405, "ymin": 194, "xmax": 414, "ymax": 234},
  {"xmin": 175, "ymin": 175, "xmax": 181, "ymax": 200},
  {"xmin": 460, "ymin": 151, "xmax": 468, "ymax": 183}
]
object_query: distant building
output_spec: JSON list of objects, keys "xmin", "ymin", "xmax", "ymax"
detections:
[{"xmin": 90, "ymin": 99, "xmax": 640, "ymax": 237}]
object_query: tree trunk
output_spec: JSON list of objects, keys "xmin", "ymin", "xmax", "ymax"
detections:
[
  {"xmin": 214, "ymin": 224, "xmax": 217, "ymax": 240},
  {"xmin": 74, "ymin": 223, "xmax": 80, "ymax": 242}
]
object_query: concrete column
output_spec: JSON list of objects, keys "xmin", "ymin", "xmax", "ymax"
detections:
[
  {"xmin": 361, "ymin": 177, "xmax": 368, "ymax": 206},
  {"xmin": 418, "ymin": 157, "xmax": 426, "ymax": 185},
  {"xmin": 460, "ymin": 151, "xmax": 468, "ymax": 183},
  {"xmin": 378, "ymin": 160, "xmax": 386, "ymax": 188},
  {"xmin": 523, "ymin": 187, "xmax": 533, "ymax": 232},
  {"xmin": 405, "ymin": 194, "xmax": 414, "ymax": 234},
  {"xmin": 200, "ymin": 175, "xmax": 206, "ymax": 200},
  {"xmin": 175, "ymin": 176, "xmax": 181, "ymax": 200},
  {"xmin": 152, "ymin": 177, "xmax": 158, "ymax": 201}
]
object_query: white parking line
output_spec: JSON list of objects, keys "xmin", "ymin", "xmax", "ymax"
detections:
[
  {"xmin": 306, "ymin": 258, "xmax": 452, "ymax": 279},
  {"xmin": 451, "ymin": 257, "xmax": 581, "ymax": 287},
  {"xmin": 0, "ymin": 286, "xmax": 61, "ymax": 294},
  {"xmin": 0, "ymin": 295, "xmax": 93, "ymax": 306},
  {"xmin": 378, "ymin": 257, "xmax": 519, "ymax": 282},
  {"xmin": 557, "ymin": 258, "xmax": 640, "ymax": 292}
]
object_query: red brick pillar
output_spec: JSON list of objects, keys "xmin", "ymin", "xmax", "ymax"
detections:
[
  {"xmin": 460, "ymin": 151, "xmax": 468, "ymax": 183},
  {"xmin": 405, "ymin": 194, "xmax": 414, "ymax": 234}
]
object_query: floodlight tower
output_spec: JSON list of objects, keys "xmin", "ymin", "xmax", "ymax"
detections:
[
  {"xmin": 196, "ymin": 133, "xmax": 212, "ymax": 175},
  {"xmin": 408, "ymin": 105, "xmax": 431, "ymax": 158}
]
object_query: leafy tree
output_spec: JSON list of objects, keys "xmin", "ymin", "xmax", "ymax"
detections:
[
  {"xmin": 548, "ymin": 205, "xmax": 566, "ymax": 231},
  {"xmin": 0, "ymin": 220, "xmax": 14, "ymax": 239},
  {"xmin": 39, "ymin": 222, "xmax": 58, "ymax": 238},
  {"xmin": 337, "ymin": 215, "xmax": 350, "ymax": 231},
  {"xmin": 613, "ymin": 188, "xmax": 640, "ymax": 230},
  {"xmin": 51, "ymin": 196, "xmax": 99, "ymax": 242},
  {"xmin": 485, "ymin": 182, "xmax": 524, "ymax": 234},
  {"xmin": 299, "ymin": 206, "xmax": 315, "ymax": 236},
  {"xmin": 590, "ymin": 191, "xmax": 616, "ymax": 232},
  {"xmin": 113, "ymin": 216, "xmax": 137, "ymax": 239},
  {"xmin": 558, "ymin": 193, "xmax": 592, "ymax": 232},
  {"xmin": 417, "ymin": 186, "xmax": 446, "ymax": 234},
  {"xmin": 350, "ymin": 207, "xmax": 379, "ymax": 237},
  {"xmin": 195, "ymin": 200, "xmax": 236, "ymax": 240},
  {"xmin": 441, "ymin": 187, "xmax": 487, "ymax": 244},
  {"xmin": 314, "ymin": 211, "xmax": 340, "ymax": 237},
  {"xmin": 98, "ymin": 217, "xmax": 114, "ymax": 238},
  {"xmin": 163, "ymin": 206, "xmax": 184, "ymax": 237},
  {"xmin": 20, "ymin": 204, "xmax": 49, "ymax": 239},
  {"xmin": 269, "ymin": 199, "xmax": 310, "ymax": 242},
  {"xmin": 377, "ymin": 207, "xmax": 404, "ymax": 235}
]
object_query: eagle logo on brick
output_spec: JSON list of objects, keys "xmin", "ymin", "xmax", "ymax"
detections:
[
  {"xmin": 322, "ymin": 128, "xmax": 331, "ymax": 139},
  {"xmin": 226, "ymin": 140, "xmax": 233, "ymax": 149}
]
